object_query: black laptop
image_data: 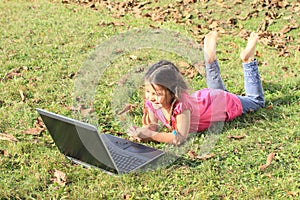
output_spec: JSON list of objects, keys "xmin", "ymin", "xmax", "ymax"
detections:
[{"xmin": 37, "ymin": 108, "xmax": 165, "ymax": 174}]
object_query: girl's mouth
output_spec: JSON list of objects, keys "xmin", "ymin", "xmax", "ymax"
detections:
[{"xmin": 152, "ymin": 103, "xmax": 162, "ymax": 109}]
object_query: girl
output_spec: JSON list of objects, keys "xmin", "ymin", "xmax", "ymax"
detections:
[{"xmin": 129, "ymin": 31, "xmax": 265, "ymax": 146}]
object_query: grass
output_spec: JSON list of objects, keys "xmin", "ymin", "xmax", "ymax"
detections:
[{"xmin": 0, "ymin": 0, "xmax": 299, "ymax": 199}]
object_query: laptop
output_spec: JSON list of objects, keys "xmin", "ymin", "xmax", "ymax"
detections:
[{"xmin": 37, "ymin": 108, "xmax": 165, "ymax": 174}]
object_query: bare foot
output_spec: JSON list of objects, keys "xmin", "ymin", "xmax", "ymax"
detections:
[
  {"xmin": 240, "ymin": 32, "xmax": 259, "ymax": 63},
  {"xmin": 204, "ymin": 31, "xmax": 218, "ymax": 64}
]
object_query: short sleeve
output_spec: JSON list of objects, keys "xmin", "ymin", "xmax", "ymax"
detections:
[{"xmin": 173, "ymin": 93, "xmax": 193, "ymax": 116}]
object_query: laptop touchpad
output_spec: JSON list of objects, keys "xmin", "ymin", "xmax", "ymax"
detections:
[{"xmin": 124, "ymin": 143, "xmax": 156, "ymax": 153}]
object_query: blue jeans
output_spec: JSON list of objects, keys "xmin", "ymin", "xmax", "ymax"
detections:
[{"xmin": 205, "ymin": 59, "xmax": 265, "ymax": 113}]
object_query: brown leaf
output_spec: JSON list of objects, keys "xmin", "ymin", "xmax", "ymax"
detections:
[
  {"xmin": 35, "ymin": 117, "xmax": 45, "ymax": 129},
  {"xmin": 287, "ymin": 191, "xmax": 298, "ymax": 197},
  {"xmin": 0, "ymin": 133, "xmax": 18, "ymax": 142},
  {"xmin": 227, "ymin": 134, "xmax": 246, "ymax": 140},
  {"xmin": 80, "ymin": 107, "xmax": 95, "ymax": 116},
  {"xmin": 129, "ymin": 55, "xmax": 138, "ymax": 60},
  {"xmin": 178, "ymin": 61, "xmax": 190, "ymax": 68},
  {"xmin": 23, "ymin": 127, "xmax": 44, "ymax": 135},
  {"xmin": 188, "ymin": 150, "xmax": 198, "ymax": 159},
  {"xmin": 266, "ymin": 105, "xmax": 273, "ymax": 110},
  {"xmin": 208, "ymin": 20, "xmax": 220, "ymax": 30},
  {"xmin": 280, "ymin": 24, "xmax": 299, "ymax": 34},
  {"xmin": 23, "ymin": 117, "xmax": 46, "ymax": 135},
  {"xmin": 259, "ymin": 152, "xmax": 276, "ymax": 171},
  {"xmin": 113, "ymin": 21, "xmax": 126, "ymax": 26},
  {"xmin": 117, "ymin": 104, "xmax": 137, "ymax": 115},
  {"xmin": 237, "ymin": 10, "xmax": 259, "ymax": 21},
  {"xmin": 123, "ymin": 194, "xmax": 131, "ymax": 200},
  {"xmin": 0, "ymin": 149, "xmax": 9, "ymax": 157},
  {"xmin": 51, "ymin": 169, "xmax": 67, "ymax": 186},
  {"xmin": 188, "ymin": 150, "xmax": 216, "ymax": 160},
  {"xmin": 198, "ymin": 153, "xmax": 216, "ymax": 160},
  {"xmin": 19, "ymin": 90, "xmax": 26, "ymax": 102},
  {"xmin": 5, "ymin": 68, "xmax": 23, "ymax": 80}
]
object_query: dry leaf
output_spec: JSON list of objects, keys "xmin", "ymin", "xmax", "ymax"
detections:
[
  {"xmin": 259, "ymin": 152, "xmax": 276, "ymax": 171},
  {"xmin": 129, "ymin": 55, "xmax": 138, "ymax": 60},
  {"xmin": 266, "ymin": 105, "xmax": 273, "ymax": 110},
  {"xmin": 198, "ymin": 153, "xmax": 216, "ymax": 160},
  {"xmin": 0, "ymin": 133, "xmax": 18, "ymax": 142},
  {"xmin": 287, "ymin": 191, "xmax": 298, "ymax": 197},
  {"xmin": 227, "ymin": 134, "xmax": 246, "ymax": 140},
  {"xmin": 188, "ymin": 150, "xmax": 198, "ymax": 159},
  {"xmin": 80, "ymin": 107, "xmax": 95, "ymax": 116},
  {"xmin": 178, "ymin": 60, "xmax": 190, "ymax": 68},
  {"xmin": 23, "ymin": 117, "xmax": 46, "ymax": 135},
  {"xmin": 19, "ymin": 90, "xmax": 26, "ymax": 102},
  {"xmin": 280, "ymin": 24, "xmax": 299, "ymax": 34},
  {"xmin": 0, "ymin": 149, "xmax": 9, "ymax": 157},
  {"xmin": 113, "ymin": 21, "xmax": 126, "ymax": 26},
  {"xmin": 23, "ymin": 127, "xmax": 44, "ymax": 135},
  {"xmin": 51, "ymin": 169, "xmax": 67, "ymax": 186},
  {"xmin": 5, "ymin": 68, "xmax": 23, "ymax": 80},
  {"xmin": 117, "ymin": 104, "xmax": 138, "ymax": 115},
  {"xmin": 188, "ymin": 150, "xmax": 216, "ymax": 160},
  {"xmin": 123, "ymin": 194, "xmax": 131, "ymax": 200}
]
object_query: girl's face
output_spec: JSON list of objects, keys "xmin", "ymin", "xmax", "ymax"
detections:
[{"xmin": 145, "ymin": 82, "xmax": 173, "ymax": 110}]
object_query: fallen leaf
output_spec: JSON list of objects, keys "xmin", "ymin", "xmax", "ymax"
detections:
[
  {"xmin": 287, "ymin": 191, "xmax": 298, "ymax": 197},
  {"xmin": 19, "ymin": 90, "xmax": 26, "ymax": 102},
  {"xmin": 266, "ymin": 105, "xmax": 273, "ymax": 110},
  {"xmin": 129, "ymin": 55, "xmax": 138, "ymax": 60},
  {"xmin": 234, "ymin": 148, "xmax": 239, "ymax": 154},
  {"xmin": 123, "ymin": 194, "xmax": 131, "ymax": 200},
  {"xmin": 4, "ymin": 68, "xmax": 23, "ymax": 80},
  {"xmin": 80, "ymin": 107, "xmax": 95, "ymax": 116},
  {"xmin": 0, "ymin": 133, "xmax": 18, "ymax": 142},
  {"xmin": 259, "ymin": 152, "xmax": 276, "ymax": 171},
  {"xmin": 188, "ymin": 150, "xmax": 198, "ymax": 159},
  {"xmin": 187, "ymin": 150, "xmax": 216, "ymax": 160},
  {"xmin": 265, "ymin": 173, "xmax": 273, "ymax": 178},
  {"xmin": 0, "ymin": 149, "xmax": 9, "ymax": 157},
  {"xmin": 23, "ymin": 127, "xmax": 44, "ymax": 135},
  {"xmin": 177, "ymin": 60, "xmax": 190, "ymax": 68},
  {"xmin": 113, "ymin": 21, "xmax": 126, "ymax": 26},
  {"xmin": 117, "ymin": 104, "xmax": 138, "ymax": 115},
  {"xmin": 51, "ymin": 169, "xmax": 67, "ymax": 186},
  {"xmin": 198, "ymin": 153, "xmax": 216, "ymax": 160},
  {"xmin": 227, "ymin": 134, "xmax": 246, "ymax": 140},
  {"xmin": 23, "ymin": 117, "xmax": 46, "ymax": 135},
  {"xmin": 280, "ymin": 24, "xmax": 299, "ymax": 34}
]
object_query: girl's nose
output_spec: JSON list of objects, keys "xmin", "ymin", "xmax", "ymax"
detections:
[{"xmin": 150, "ymin": 95, "xmax": 156, "ymax": 102}]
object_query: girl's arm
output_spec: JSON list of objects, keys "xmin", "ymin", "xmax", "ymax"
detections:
[{"xmin": 134, "ymin": 110, "xmax": 191, "ymax": 145}]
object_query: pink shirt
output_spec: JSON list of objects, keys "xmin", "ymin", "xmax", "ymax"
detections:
[{"xmin": 145, "ymin": 88, "xmax": 243, "ymax": 133}]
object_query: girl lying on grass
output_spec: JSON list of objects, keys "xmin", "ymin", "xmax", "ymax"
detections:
[{"xmin": 128, "ymin": 31, "xmax": 265, "ymax": 146}]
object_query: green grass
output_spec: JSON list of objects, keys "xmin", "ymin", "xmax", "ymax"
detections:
[{"xmin": 0, "ymin": 0, "xmax": 299, "ymax": 199}]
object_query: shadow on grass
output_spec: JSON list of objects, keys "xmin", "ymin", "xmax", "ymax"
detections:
[{"xmin": 165, "ymin": 81, "xmax": 299, "ymax": 168}]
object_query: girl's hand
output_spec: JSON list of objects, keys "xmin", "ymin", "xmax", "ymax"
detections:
[
  {"xmin": 128, "ymin": 126, "xmax": 156, "ymax": 138},
  {"xmin": 128, "ymin": 126, "xmax": 140, "ymax": 137}
]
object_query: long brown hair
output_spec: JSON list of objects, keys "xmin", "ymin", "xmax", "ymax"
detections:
[
  {"xmin": 143, "ymin": 60, "xmax": 189, "ymax": 128},
  {"xmin": 144, "ymin": 60, "xmax": 189, "ymax": 100}
]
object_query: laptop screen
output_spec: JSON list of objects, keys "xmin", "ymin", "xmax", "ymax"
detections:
[{"xmin": 37, "ymin": 109, "xmax": 118, "ymax": 174}]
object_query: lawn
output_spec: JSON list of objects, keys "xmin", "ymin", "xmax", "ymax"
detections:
[{"xmin": 0, "ymin": 0, "xmax": 299, "ymax": 199}]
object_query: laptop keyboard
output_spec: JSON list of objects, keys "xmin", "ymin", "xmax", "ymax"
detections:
[{"xmin": 106, "ymin": 145, "xmax": 147, "ymax": 173}]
